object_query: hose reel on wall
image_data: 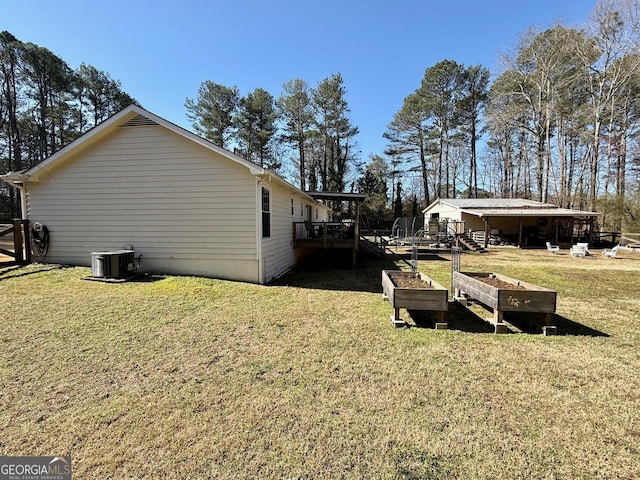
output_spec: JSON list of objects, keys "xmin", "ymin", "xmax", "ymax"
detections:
[{"xmin": 31, "ymin": 221, "xmax": 49, "ymax": 258}]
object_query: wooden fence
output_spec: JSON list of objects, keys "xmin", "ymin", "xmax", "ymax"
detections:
[{"xmin": 0, "ymin": 220, "xmax": 31, "ymax": 266}]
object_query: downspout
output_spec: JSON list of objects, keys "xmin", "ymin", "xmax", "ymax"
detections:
[
  {"xmin": 0, "ymin": 174, "xmax": 29, "ymax": 220},
  {"xmin": 5, "ymin": 180, "xmax": 28, "ymax": 220},
  {"xmin": 16, "ymin": 182, "xmax": 28, "ymax": 220}
]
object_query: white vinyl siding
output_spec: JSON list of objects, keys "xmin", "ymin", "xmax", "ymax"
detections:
[
  {"xmin": 260, "ymin": 187, "xmax": 328, "ymax": 283},
  {"xmin": 26, "ymin": 125, "xmax": 260, "ymax": 282},
  {"xmin": 424, "ymin": 202, "xmax": 464, "ymax": 228}
]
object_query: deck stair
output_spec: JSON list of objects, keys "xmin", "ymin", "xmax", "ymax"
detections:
[
  {"xmin": 359, "ymin": 235, "xmax": 386, "ymax": 257},
  {"xmin": 457, "ymin": 233, "xmax": 487, "ymax": 253}
]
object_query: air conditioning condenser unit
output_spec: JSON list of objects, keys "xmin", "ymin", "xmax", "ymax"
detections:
[{"xmin": 91, "ymin": 250, "xmax": 135, "ymax": 278}]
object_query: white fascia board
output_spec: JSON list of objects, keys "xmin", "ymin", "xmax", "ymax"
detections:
[{"xmin": 421, "ymin": 198, "xmax": 446, "ymax": 214}]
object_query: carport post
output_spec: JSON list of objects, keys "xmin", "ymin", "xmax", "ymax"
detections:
[
  {"xmin": 518, "ymin": 218, "xmax": 523, "ymax": 247},
  {"xmin": 483, "ymin": 218, "xmax": 490, "ymax": 248}
]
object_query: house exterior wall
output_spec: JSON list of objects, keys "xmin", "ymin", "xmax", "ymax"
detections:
[
  {"xmin": 25, "ymin": 124, "xmax": 262, "ymax": 282},
  {"xmin": 481, "ymin": 216, "xmax": 517, "ymax": 235},
  {"xmin": 424, "ymin": 203, "xmax": 463, "ymax": 222},
  {"xmin": 460, "ymin": 213, "xmax": 485, "ymax": 232},
  {"xmin": 260, "ymin": 185, "xmax": 327, "ymax": 283}
]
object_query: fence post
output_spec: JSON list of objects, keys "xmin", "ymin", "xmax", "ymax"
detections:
[
  {"xmin": 11, "ymin": 219, "xmax": 31, "ymax": 265},
  {"xmin": 12, "ymin": 219, "xmax": 24, "ymax": 264}
]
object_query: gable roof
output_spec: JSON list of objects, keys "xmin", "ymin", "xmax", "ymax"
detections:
[
  {"xmin": 424, "ymin": 198, "xmax": 599, "ymax": 217},
  {"xmin": 1, "ymin": 105, "xmax": 321, "ymax": 203},
  {"xmin": 6, "ymin": 104, "xmax": 265, "ymax": 181}
]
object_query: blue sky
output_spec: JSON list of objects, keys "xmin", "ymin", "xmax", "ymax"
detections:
[{"xmin": 4, "ymin": 0, "xmax": 596, "ymax": 162}]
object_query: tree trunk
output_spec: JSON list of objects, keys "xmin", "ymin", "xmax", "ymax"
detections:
[{"xmin": 589, "ymin": 119, "xmax": 601, "ymax": 211}]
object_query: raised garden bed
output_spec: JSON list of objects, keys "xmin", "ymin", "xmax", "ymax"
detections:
[
  {"xmin": 453, "ymin": 271, "xmax": 557, "ymax": 334},
  {"xmin": 382, "ymin": 270, "xmax": 448, "ymax": 328}
]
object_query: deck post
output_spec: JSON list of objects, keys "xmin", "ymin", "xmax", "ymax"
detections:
[
  {"xmin": 322, "ymin": 223, "xmax": 327, "ymax": 249},
  {"xmin": 354, "ymin": 199, "xmax": 360, "ymax": 250}
]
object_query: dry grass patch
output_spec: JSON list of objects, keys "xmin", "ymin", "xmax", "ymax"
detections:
[{"xmin": 1, "ymin": 250, "xmax": 639, "ymax": 479}]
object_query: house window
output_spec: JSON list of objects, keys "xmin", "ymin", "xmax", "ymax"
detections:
[
  {"xmin": 291, "ymin": 198, "xmax": 294, "ymax": 215},
  {"xmin": 300, "ymin": 203, "xmax": 303, "ymax": 216},
  {"xmin": 315, "ymin": 208, "xmax": 318, "ymax": 219},
  {"xmin": 262, "ymin": 187, "xmax": 271, "ymax": 238}
]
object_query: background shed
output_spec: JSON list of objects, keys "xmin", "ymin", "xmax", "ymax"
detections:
[{"xmin": 423, "ymin": 198, "xmax": 600, "ymax": 248}]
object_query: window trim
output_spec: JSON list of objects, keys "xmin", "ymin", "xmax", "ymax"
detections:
[{"xmin": 261, "ymin": 186, "xmax": 271, "ymax": 238}]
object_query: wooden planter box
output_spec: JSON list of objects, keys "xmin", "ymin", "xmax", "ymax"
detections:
[
  {"xmin": 382, "ymin": 270, "xmax": 448, "ymax": 328},
  {"xmin": 453, "ymin": 271, "xmax": 557, "ymax": 333}
]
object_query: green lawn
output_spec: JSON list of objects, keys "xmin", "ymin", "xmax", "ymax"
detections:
[{"xmin": 1, "ymin": 248, "xmax": 639, "ymax": 479}]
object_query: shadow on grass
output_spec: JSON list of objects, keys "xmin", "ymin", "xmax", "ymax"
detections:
[
  {"xmin": 0, "ymin": 263, "xmax": 67, "ymax": 281},
  {"xmin": 272, "ymin": 251, "xmax": 399, "ymax": 293},
  {"xmin": 505, "ymin": 311, "xmax": 610, "ymax": 337},
  {"xmin": 81, "ymin": 273, "xmax": 166, "ymax": 284},
  {"xmin": 0, "ymin": 264, "xmax": 167, "ymax": 284},
  {"xmin": 129, "ymin": 274, "xmax": 166, "ymax": 283},
  {"xmin": 408, "ymin": 301, "xmax": 494, "ymax": 334},
  {"xmin": 408, "ymin": 302, "xmax": 609, "ymax": 337},
  {"xmin": 273, "ymin": 249, "xmax": 452, "ymax": 293}
]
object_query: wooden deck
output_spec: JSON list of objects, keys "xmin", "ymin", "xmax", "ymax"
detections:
[{"xmin": 292, "ymin": 222, "xmax": 359, "ymax": 250}]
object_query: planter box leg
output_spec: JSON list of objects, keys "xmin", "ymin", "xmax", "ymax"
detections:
[
  {"xmin": 492, "ymin": 309, "xmax": 508, "ymax": 333},
  {"xmin": 455, "ymin": 293, "xmax": 468, "ymax": 306},
  {"xmin": 494, "ymin": 323, "xmax": 509, "ymax": 334},
  {"xmin": 434, "ymin": 311, "xmax": 447, "ymax": 330},
  {"xmin": 391, "ymin": 308, "xmax": 405, "ymax": 328}
]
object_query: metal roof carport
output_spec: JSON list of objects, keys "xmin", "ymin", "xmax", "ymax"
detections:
[{"xmin": 423, "ymin": 199, "xmax": 601, "ymax": 248}]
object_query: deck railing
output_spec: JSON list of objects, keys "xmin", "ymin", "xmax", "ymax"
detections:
[{"xmin": 293, "ymin": 221, "xmax": 357, "ymax": 246}]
